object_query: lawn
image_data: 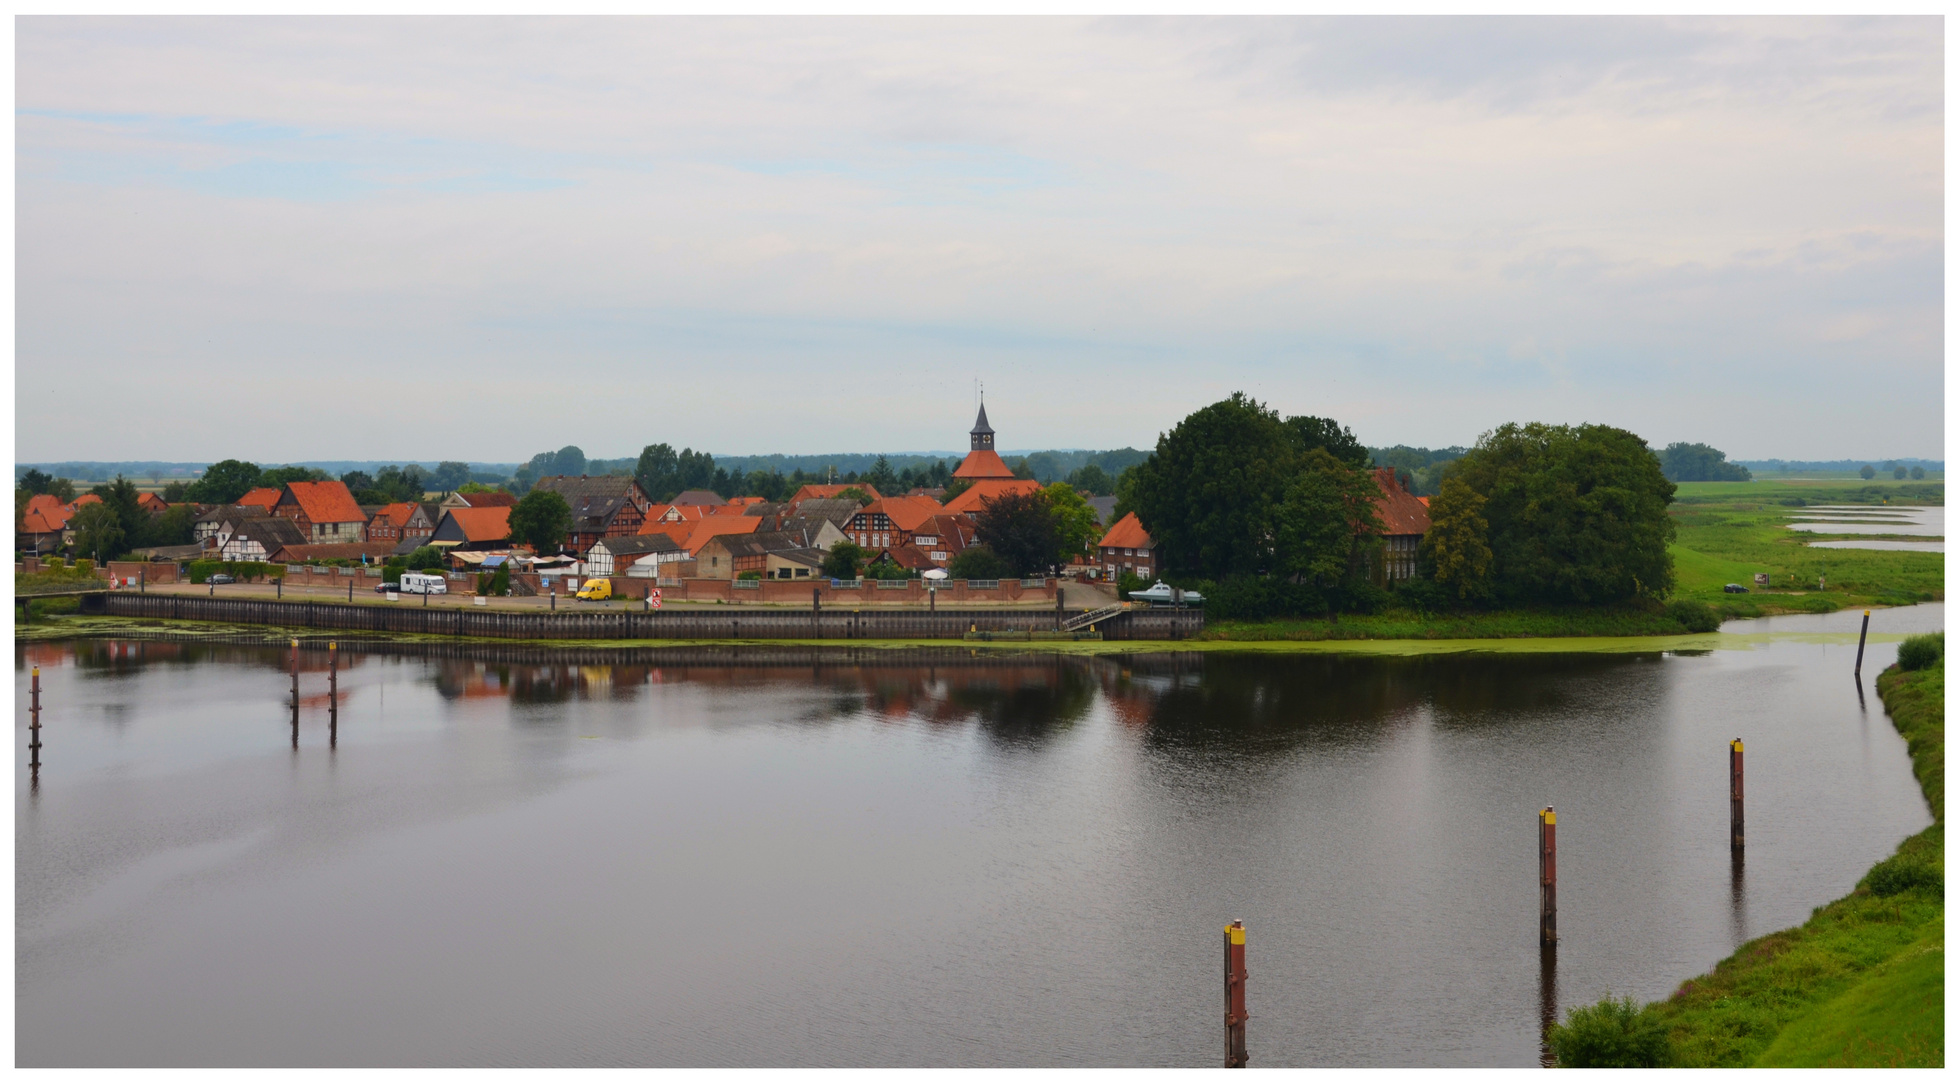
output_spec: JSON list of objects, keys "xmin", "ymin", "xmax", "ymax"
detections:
[{"xmin": 1667, "ymin": 477, "xmax": 1943, "ymax": 617}]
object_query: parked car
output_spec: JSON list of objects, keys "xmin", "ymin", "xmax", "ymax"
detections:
[
  {"xmin": 1724, "ymin": 583, "xmax": 1750, "ymax": 593},
  {"xmin": 208, "ymin": 573, "xmax": 236, "ymax": 585},
  {"xmin": 374, "ymin": 582, "xmax": 401, "ymax": 593},
  {"xmin": 1128, "ymin": 581, "xmax": 1201, "ymax": 605},
  {"xmin": 576, "ymin": 578, "xmax": 613, "ymax": 602}
]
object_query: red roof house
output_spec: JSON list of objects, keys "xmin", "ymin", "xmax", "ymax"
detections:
[
  {"xmin": 275, "ymin": 481, "xmax": 368, "ymax": 544},
  {"xmin": 1097, "ymin": 512, "xmax": 1157, "ymax": 581},
  {"xmin": 942, "ymin": 478, "xmax": 1044, "ymax": 516},
  {"xmin": 1370, "ymin": 468, "xmax": 1432, "ymax": 584},
  {"xmin": 238, "ymin": 487, "xmax": 283, "ymax": 510}
]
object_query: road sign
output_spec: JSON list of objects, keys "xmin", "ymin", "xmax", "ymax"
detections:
[{"xmin": 649, "ymin": 589, "xmax": 662, "ymax": 611}]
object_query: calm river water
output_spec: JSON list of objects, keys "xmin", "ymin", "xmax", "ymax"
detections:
[{"xmin": 16, "ymin": 606, "xmax": 1940, "ymax": 1067}]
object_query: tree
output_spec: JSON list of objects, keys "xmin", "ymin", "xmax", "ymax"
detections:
[
  {"xmin": 1912, "ymin": 466, "xmax": 1927, "ymax": 480},
  {"xmin": 340, "ymin": 470, "xmax": 375, "ymax": 494},
  {"xmin": 186, "ymin": 459, "xmax": 262, "ymax": 504},
  {"xmin": 1284, "ymin": 415, "xmax": 1369, "ymax": 468},
  {"xmin": 455, "ymin": 482, "xmax": 498, "ymax": 495},
  {"xmin": 260, "ymin": 465, "xmax": 326, "ymax": 488},
  {"xmin": 100, "ymin": 476, "xmax": 146, "ymax": 546},
  {"xmin": 973, "ymin": 489, "xmax": 1063, "ymax": 576},
  {"xmin": 432, "ymin": 461, "xmax": 471, "ymax": 491},
  {"xmin": 1437, "ymin": 422, "xmax": 1675, "ymax": 605},
  {"xmin": 948, "ymin": 545, "xmax": 1012, "ymax": 580},
  {"xmin": 837, "ymin": 487, "xmax": 874, "ymax": 506},
  {"xmin": 676, "ymin": 449, "xmax": 716, "ymax": 494},
  {"xmin": 1659, "ymin": 443, "xmax": 1751, "ymax": 482},
  {"xmin": 820, "ymin": 540, "xmax": 866, "ymax": 580},
  {"xmin": 1894, "ymin": 466, "xmax": 1908, "ymax": 480},
  {"xmin": 863, "ymin": 555, "xmax": 911, "ymax": 580},
  {"xmin": 1272, "ymin": 449, "xmax": 1384, "ymax": 585},
  {"xmin": 508, "ymin": 490, "xmax": 572, "ymax": 553},
  {"xmin": 70, "ymin": 502, "xmax": 126, "ymax": 562},
  {"xmin": 1065, "ymin": 463, "xmax": 1113, "ymax": 495},
  {"xmin": 1860, "ymin": 464, "xmax": 1877, "ymax": 480},
  {"xmin": 1121, "ymin": 393, "xmax": 1298, "ymax": 579},
  {"xmin": 635, "ymin": 443, "xmax": 680, "ymax": 501},
  {"xmin": 1422, "ymin": 473, "xmax": 1494, "ymax": 601},
  {"xmin": 160, "ymin": 480, "xmax": 189, "ymax": 502},
  {"xmin": 141, "ymin": 503, "xmax": 197, "ymax": 548},
  {"xmin": 944, "ymin": 477, "xmax": 975, "ymax": 503},
  {"xmin": 406, "ymin": 544, "xmax": 446, "ymax": 571},
  {"xmin": 1043, "ymin": 483, "xmax": 1105, "ymax": 563},
  {"xmin": 865, "ymin": 455, "xmax": 898, "ymax": 493},
  {"xmin": 1009, "ymin": 459, "xmax": 1036, "ymax": 480},
  {"xmin": 18, "ymin": 468, "xmax": 53, "ymax": 495}
]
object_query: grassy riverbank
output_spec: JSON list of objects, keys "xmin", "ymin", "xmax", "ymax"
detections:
[
  {"xmin": 1596, "ymin": 644, "xmax": 1944, "ymax": 1067},
  {"xmin": 1668, "ymin": 478, "xmax": 1943, "ymax": 618},
  {"xmin": 1198, "ymin": 607, "xmax": 1699, "ymax": 642}
]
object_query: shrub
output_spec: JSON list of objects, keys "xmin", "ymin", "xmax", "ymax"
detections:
[
  {"xmin": 405, "ymin": 545, "xmax": 445, "ymax": 572},
  {"xmin": 1330, "ymin": 579, "xmax": 1390, "ymax": 615},
  {"xmin": 382, "ymin": 565, "xmax": 404, "ymax": 585},
  {"xmin": 1864, "ymin": 852, "xmax": 1943, "ymax": 898},
  {"xmin": 490, "ymin": 563, "xmax": 511, "ymax": 596},
  {"xmin": 1391, "ymin": 576, "xmax": 1454, "ymax": 613},
  {"xmin": 1547, "ymin": 995, "xmax": 1672, "ymax": 1067},
  {"xmin": 947, "ymin": 545, "xmax": 1011, "ymax": 580},
  {"xmin": 737, "ymin": 570, "xmax": 762, "ymax": 580},
  {"xmin": 1117, "ymin": 571, "xmax": 1149, "ymax": 597},
  {"xmin": 1896, "ymin": 633, "xmax": 1943, "ymax": 672},
  {"xmin": 1668, "ymin": 598, "xmax": 1721, "ymax": 634}
]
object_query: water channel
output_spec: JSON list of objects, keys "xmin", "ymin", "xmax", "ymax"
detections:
[{"xmin": 15, "ymin": 605, "xmax": 1940, "ymax": 1066}]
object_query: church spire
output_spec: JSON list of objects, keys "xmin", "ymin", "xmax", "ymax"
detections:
[{"xmin": 970, "ymin": 402, "xmax": 994, "ymax": 452}]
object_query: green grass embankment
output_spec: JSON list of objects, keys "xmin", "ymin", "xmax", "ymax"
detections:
[
  {"xmin": 1637, "ymin": 653, "xmax": 1943, "ymax": 1067},
  {"xmin": 1199, "ymin": 607, "xmax": 1697, "ymax": 642}
]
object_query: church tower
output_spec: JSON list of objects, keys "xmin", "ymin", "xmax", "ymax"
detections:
[{"xmin": 952, "ymin": 401, "xmax": 1015, "ymax": 480}]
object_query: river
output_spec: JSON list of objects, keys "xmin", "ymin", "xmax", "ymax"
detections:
[{"xmin": 15, "ymin": 605, "xmax": 1940, "ymax": 1066}]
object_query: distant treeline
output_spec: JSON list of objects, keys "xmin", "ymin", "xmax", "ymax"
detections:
[{"xmin": 1734, "ymin": 458, "xmax": 1944, "ymax": 473}]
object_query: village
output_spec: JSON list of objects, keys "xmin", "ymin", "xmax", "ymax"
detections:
[{"xmin": 16, "ymin": 404, "xmax": 1434, "ymax": 612}]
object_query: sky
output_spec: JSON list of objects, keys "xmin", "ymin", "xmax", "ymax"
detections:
[{"xmin": 15, "ymin": 16, "xmax": 1946, "ymax": 463}]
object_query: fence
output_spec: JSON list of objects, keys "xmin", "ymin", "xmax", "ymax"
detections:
[{"xmin": 100, "ymin": 593, "xmax": 1205, "ymax": 641}]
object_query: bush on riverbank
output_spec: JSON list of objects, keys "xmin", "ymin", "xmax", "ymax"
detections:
[
  {"xmin": 1562, "ymin": 652, "xmax": 1945, "ymax": 1067},
  {"xmin": 1898, "ymin": 632, "xmax": 1943, "ymax": 671},
  {"xmin": 1547, "ymin": 996, "xmax": 1671, "ymax": 1067}
]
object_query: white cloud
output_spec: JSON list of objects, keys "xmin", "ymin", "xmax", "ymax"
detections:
[{"xmin": 15, "ymin": 15, "xmax": 1944, "ymax": 463}]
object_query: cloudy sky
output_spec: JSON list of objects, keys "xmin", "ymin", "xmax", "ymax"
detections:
[{"xmin": 16, "ymin": 16, "xmax": 1944, "ymax": 463}]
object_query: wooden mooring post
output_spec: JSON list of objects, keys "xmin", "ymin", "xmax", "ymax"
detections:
[
  {"xmin": 29, "ymin": 666, "xmax": 42, "ymax": 782},
  {"xmin": 1539, "ymin": 807, "xmax": 1557, "ymax": 946},
  {"xmin": 290, "ymin": 638, "xmax": 300, "ymax": 749},
  {"xmin": 1854, "ymin": 609, "xmax": 1870, "ymax": 678},
  {"xmin": 328, "ymin": 641, "xmax": 339, "ymax": 747},
  {"xmin": 1729, "ymin": 739, "xmax": 1744, "ymax": 851},
  {"xmin": 1223, "ymin": 919, "xmax": 1247, "ymax": 1067}
]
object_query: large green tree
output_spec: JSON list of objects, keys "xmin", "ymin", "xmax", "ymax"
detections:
[
  {"xmin": 185, "ymin": 459, "xmax": 262, "ymax": 504},
  {"xmin": 820, "ymin": 540, "xmax": 867, "ymax": 580},
  {"xmin": 1272, "ymin": 449, "xmax": 1384, "ymax": 585},
  {"xmin": 69, "ymin": 502, "xmax": 126, "ymax": 561},
  {"xmin": 508, "ymin": 489, "xmax": 572, "ymax": 553},
  {"xmin": 1042, "ymin": 482, "xmax": 1106, "ymax": 563},
  {"xmin": 1427, "ymin": 422, "xmax": 1676, "ymax": 605},
  {"xmin": 1121, "ymin": 393, "xmax": 1300, "ymax": 579},
  {"xmin": 973, "ymin": 489, "xmax": 1064, "ymax": 576},
  {"xmin": 1284, "ymin": 415, "xmax": 1370, "ymax": 468},
  {"xmin": 1659, "ymin": 442, "xmax": 1751, "ymax": 482},
  {"xmin": 635, "ymin": 443, "xmax": 680, "ymax": 502}
]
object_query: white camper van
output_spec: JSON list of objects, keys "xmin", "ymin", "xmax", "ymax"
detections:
[{"xmin": 400, "ymin": 573, "xmax": 449, "ymax": 595}]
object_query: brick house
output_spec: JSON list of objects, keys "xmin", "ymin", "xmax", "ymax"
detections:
[
  {"xmin": 1097, "ymin": 512, "xmax": 1156, "ymax": 580},
  {"xmin": 531, "ymin": 476, "xmax": 650, "ymax": 556},
  {"xmin": 366, "ymin": 501, "xmax": 435, "ymax": 545},
  {"xmin": 1368, "ymin": 467, "xmax": 1432, "ymax": 585},
  {"xmin": 844, "ymin": 494, "xmax": 945, "ymax": 553},
  {"xmin": 275, "ymin": 481, "xmax": 368, "ymax": 543}
]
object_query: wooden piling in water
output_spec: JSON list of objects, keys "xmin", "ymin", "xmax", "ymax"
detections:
[
  {"xmin": 1539, "ymin": 807, "xmax": 1557, "ymax": 946},
  {"xmin": 1730, "ymin": 739, "xmax": 1744, "ymax": 851},
  {"xmin": 290, "ymin": 638, "xmax": 300, "ymax": 749},
  {"xmin": 1854, "ymin": 609, "xmax": 1870, "ymax": 678},
  {"xmin": 29, "ymin": 666, "xmax": 42, "ymax": 781},
  {"xmin": 1224, "ymin": 919, "xmax": 1247, "ymax": 1067},
  {"xmin": 328, "ymin": 641, "xmax": 338, "ymax": 747}
]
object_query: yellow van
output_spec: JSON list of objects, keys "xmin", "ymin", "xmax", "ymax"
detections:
[{"xmin": 575, "ymin": 578, "xmax": 613, "ymax": 602}]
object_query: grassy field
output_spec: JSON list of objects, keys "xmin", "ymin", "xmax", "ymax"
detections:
[
  {"xmin": 1668, "ymin": 477, "xmax": 1943, "ymax": 618},
  {"xmin": 1200, "ymin": 607, "xmax": 1702, "ymax": 641},
  {"xmin": 1632, "ymin": 650, "xmax": 1943, "ymax": 1067}
]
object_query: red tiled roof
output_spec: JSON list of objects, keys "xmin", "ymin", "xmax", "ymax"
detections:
[
  {"xmin": 679, "ymin": 514, "xmax": 762, "ymax": 555},
  {"xmin": 238, "ymin": 487, "xmax": 282, "ymax": 510},
  {"xmin": 283, "ymin": 481, "xmax": 366, "ymax": 525},
  {"xmin": 942, "ymin": 478, "xmax": 1044, "ymax": 515},
  {"xmin": 670, "ymin": 489, "xmax": 726, "ymax": 506},
  {"xmin": 863, "ymin": 494, "xmax": 944, "ymax": 532},
  {"xmin": 19, "ymin": 511, "xmax": 66, "ymax": 535},
  {"xmin": 456, "ymin": 491, "xmax": 517, "ymax": 508},
  {"xmin": 23, "ymin": 494, "xmax": 66, "ymax": 518},
  {"xmin": 445, "ymin": 507, "xmax": 512, "ymax": 543},
  {"xmin": 952, "ymin": 449, "xmax": 1017, "ymax": 480},
  {"xmin": 1098, "ymin": 512, "xmax": 1152, "ymax": 551},
  {"xmin": 370, "ymin": 502, "xmax": 421, "ymax": 529},
  {"xmin": 136, "ymin": 492, "xmax": 169, "ymax": 512},
  {"xmin": 70, "ymin": 493, "xmax": 103, "ymax": 509},
  {"xmin": 1371, "ymin": 468, "xmax": 1432, "ymax": 537},
  {"xmin": 789, "ymin": 484, "xmax": 881, "ymax": 505}
]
